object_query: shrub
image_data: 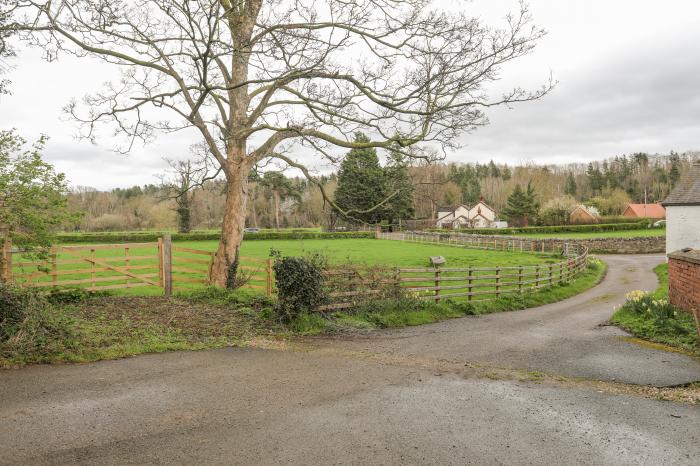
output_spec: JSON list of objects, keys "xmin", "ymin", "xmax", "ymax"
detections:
[
  {"xmin": 0, "ymin": 283, "xmax": 76, "ymax": 363},
  {"xmin": 272, "ymin": 252, "xmax": 327, "ymax": 322}
]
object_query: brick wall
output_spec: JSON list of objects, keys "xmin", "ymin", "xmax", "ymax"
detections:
[{"xmin": 668, "ymin": 250, "xmax": 700, "ymax": 314}]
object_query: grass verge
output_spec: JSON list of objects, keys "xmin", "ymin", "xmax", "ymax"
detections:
[
  {"xmin": 611, "ymin": 264, "xmax": 699, "ymax": 356},
  {"xmin": 293, "ymin": 258, "xmax": 607, "ymax": 334},
  {"xmin": 1, "ymin": 259, "xmax": 606, "ymax": 367},
  {"xmin": 0, "ymin": 287, "xmax": 280, "ymax": 368}
]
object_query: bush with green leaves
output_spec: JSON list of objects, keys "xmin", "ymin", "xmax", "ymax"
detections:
[
  {"xmin": 272, "ymin": 251, "xmax": 327, "ymax": 322},
  {"xmin": 0, "ymin": 130, "xmax": 78, "ymax": 257},
  {"xmin": 0, "ymin": 283, "xmax": 76, "ymax": 364}
]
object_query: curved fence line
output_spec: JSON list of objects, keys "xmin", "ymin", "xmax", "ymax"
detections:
[{"xmin": 320, "ymin": 231, "xmax": 589, "ymax": 311}]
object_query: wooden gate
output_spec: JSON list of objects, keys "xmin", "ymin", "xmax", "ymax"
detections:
[
  {"xmin": 6, "ymin": 241, "xmax": 164, "ymax": 293},
  {"xmin": 1, "ymin": 234, "xmax": 274, "ymax": 297}
]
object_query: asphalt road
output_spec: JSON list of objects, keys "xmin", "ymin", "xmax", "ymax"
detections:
[
  {"xmin": 1, "ymin": 254, "xmax": 699, "ymax": 465},
  {"xmin": 310, "ymin": 254, "xmax": 700, "ymax": 387}
]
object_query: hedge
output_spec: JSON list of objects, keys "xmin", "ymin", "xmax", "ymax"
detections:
[
  {"xmin": 427, "ymin": 221, "xmax": 654, "ymax": 236},
  {"xmin": 56, "ymin": 230, "xmax": 376, "ymax": 244}
]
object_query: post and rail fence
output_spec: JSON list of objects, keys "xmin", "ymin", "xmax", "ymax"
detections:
[
  {"xmin": 0, "ymin": 234, "xmax": 274, "ymax": 297},
  {"xmin": 1, "ymin": 231, "xmax": 587, "ymax": 309},
  {"xmin": 317, "ymin": 230, "xmax": 589, "ymax": 311}
]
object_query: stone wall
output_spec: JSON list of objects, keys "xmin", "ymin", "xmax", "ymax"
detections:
[
  {"xmin": 437, "ymin": 233, "xmax": 665, "ymax": 254},
  {"xmin": 668, "ymin": 250, "xmax": 700, "ymax": 315}
]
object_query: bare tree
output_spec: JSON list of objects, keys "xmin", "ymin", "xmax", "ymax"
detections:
[
  {"xmin": 158, "ymin": 145, "xmax": 221, "ymax": 233},
  {"xmin": 14, "ymin": 0, "xmax": 551, "ymax": 286},
  {"xmin": 0, "ymin": 0, "xmax": 17, "ymax": 94}
]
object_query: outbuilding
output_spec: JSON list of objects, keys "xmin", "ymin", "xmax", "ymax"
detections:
[{"xmin": 662, "ymin": 161, "xmax": 700, "ymax": 254}]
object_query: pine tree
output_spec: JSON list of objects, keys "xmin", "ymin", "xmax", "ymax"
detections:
[
  {"xmin": 501, "ymin": 182, "xmax": 539, "ymax": 227},
  {"xmin": 383, "ymin": 151, "xmax": 415, "ymax": 226},
  {"xmin": 564, "ymin": 172, "xmax": 577, "ymax": 196},
  {"xmin": 334, "ymin": 133, "xmax": 386, "ymax": 224}
]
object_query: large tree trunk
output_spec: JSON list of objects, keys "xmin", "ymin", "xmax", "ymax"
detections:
[
  {"xmin": 273, "ymin": 190, "xmax": 280, "ymax": 229},
  {"xmin": 210, "ymin": 164, "xmax": 249, "ymax": 287}
]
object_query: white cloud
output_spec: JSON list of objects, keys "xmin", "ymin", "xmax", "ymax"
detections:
[{"xmin": 2, "ymin": 0, "xmax": 699, "ymax": 188}]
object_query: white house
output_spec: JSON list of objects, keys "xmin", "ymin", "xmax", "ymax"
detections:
[
  {"xmin": 662, "ymin": 161, "xmax": 700, "ymax": 254},
  {"xmin": 436, "ymin": 198, "xmax": 497, "ymax": 229}
]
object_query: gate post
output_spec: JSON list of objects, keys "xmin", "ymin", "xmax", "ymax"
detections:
[
  {"xmin": 161, "ymin": 234, "xmax": 173, "ymax": 297},
  {"xmin": 1, "ymin": 232, "xmax": 11, "ymax": 282}
]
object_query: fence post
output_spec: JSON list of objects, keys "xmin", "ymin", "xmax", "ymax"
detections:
[
  {"xmin": 535, "ymin": 265, "xmax": 540, "ymax": 289},
  {"xmin": 518, "ymin": 266, "xmax": 523, "ymax": 293},
  {"xmin": 124, "ymin": 246, "xmax": 130, "ymax": 288},
  {"xmin": 266, "ymin": 258, "xmax": 273, "ymax": 297},
  {"xmin": 161, "ymin": 234, "xmax": 172, "ymax": 297},
  {"xmin": 549, "ymin": 263, "xmax": 553, "ymax": 286},
  {"xmin": 495, "ymin": 266, "xmax": 501, "ymax": 296},
  {"xmin": 1, "ymin": 233, "xmax": 11, "ymax": 282},
  {"xmin": 51, "ymin": 251, "xmax": 58, "ymax": 288},
  {"xmin": 467, "ymin": 268, "xmax": 473, "ymax": 302},
  {"xmin": 90, "ymin": 248, "xmax": 96, "ymax": 291},
  {"xmin": 435, "ymin": 268, "xmax": 441, "ymax": 302}
]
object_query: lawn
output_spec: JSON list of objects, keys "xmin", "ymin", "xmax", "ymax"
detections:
[
  {"xmin": 515, "ymin": 228, "xmax": 665, "ymax": 239},
  {"xmin": 180, "ymin": 238, "xmax": 559, "ymax": 267},
  {"xmin": 11, "ymin": 238, "xmax": 560, "ymax": 296}
]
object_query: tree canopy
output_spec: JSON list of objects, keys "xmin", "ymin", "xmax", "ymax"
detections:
[
  {"xmin": 334, "ymin": 134, "xmax": 387, "ymax": 224},
  {"xmin": 501, "ymin": 182, "xmax": 539, "ymax": 227},
  {"xmin": 0, "ymin": 130, "xmax": 75, "ymax": 254},
  {"xmin": 12, "ymin": 0, "xmax": 550, "ymax": 285}
]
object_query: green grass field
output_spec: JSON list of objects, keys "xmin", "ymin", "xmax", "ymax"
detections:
[
  {"xmin": 11, "ymin": 238, "xmax": 560, "ymax": 296},
  {"xmin": 180, "ymin": 238, "xmax": 558, "ymax": 267}
]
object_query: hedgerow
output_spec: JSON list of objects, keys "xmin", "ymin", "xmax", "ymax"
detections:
[
  {"xmin": 56, "ymin": 230, "xmax": 376, "ymax": 243},
  {"xmin": 428, "ymin": 221, "xmax": 652, "ymax": 236}
]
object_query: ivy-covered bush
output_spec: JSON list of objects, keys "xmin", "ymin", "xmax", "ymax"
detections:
[
  {"xmin": 0, "ymin": 283, "xmax": 76, "ymax": 363},
  {"xmin": 272, "ymin": 252, "xmax": 327, "ymax": 322}
]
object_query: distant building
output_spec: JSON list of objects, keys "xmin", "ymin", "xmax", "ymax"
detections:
[
  {"xmin": 436, "ymin": 199, "xmax": 497, "ymax": 229},
  {"xmin": 662, "ymin": 161, "xmax": 700, "ymax": 254},
  {"xmin": 569, "ymin": 205, "xmax": 600, "ymax": 224},
  {"xmin": 622, "ymin": 203, "xmax": 666, "ymax": 219}
]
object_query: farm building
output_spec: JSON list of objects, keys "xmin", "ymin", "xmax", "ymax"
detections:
[
  {"xmin": 436, "ymin": 199, "xmax": 497, "ymax": 229},
  {"xmin": 569, "ymin": 205, "xmax": 600, "ymax": 224},
  {"xmin": 622, "ymin": 203, "xmax": 666, "ymax": 219},
  {"xmin": 662, "ymin": 161, "xmax": 700, "ymax": 254}
]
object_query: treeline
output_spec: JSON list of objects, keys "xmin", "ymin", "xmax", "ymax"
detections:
[{"xmin": 64, "ymin": 150, "xmax": 698, "ymax": 232}]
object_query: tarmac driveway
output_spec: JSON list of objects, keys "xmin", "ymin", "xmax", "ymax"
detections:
[{"xmin": 1, "ymin": 254, "xmax": 699, "ymax": 465}]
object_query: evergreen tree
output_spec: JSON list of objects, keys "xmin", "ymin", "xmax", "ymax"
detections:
[
  {"xmin": 564, "ymin": 172, "xmax": 577, "ymax": 196},
  {"xmin": 334, "ymin": 133, "xmax": 386, "ymax": 224},
  {"xmin": 449, "ymin": 164, "xmax": 481, "ymax": 204},
  {"xmin": 501, "ymin": 165, "xmax": 512, "ymax": 181},
  {"xmin": 501, "ymin": 182, "xmax": 539, "ymax": 227},
  {"xmin": 383, "ymin": 151, "xmax": 415, "ymax": 226}
]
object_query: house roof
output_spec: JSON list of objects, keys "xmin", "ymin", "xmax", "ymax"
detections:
[
  {"xmin": 624, "ymin": 203, "xmax": 666, "ymax": 218},
  {"xmin": 570, "ymin": 205, "xmax": 598, "ymax": 218},
  {"xmin": 473, "ymin": 200, "xmax": 495, "ymax": 213},
  {"xmin": 437, "ymin": 205, "xmax": 457, "ymax": 212},
  {"xmin": 662, "ymin": 162, "xmax": 700, "ymax": 206}
]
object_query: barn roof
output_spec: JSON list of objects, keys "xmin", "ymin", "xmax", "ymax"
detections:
[
  {"xmin": 663, "ymin": 162, "xmax": 700, "ymax": 206},
  {"xmin": 624, "ymin": 203, "xmax": 666, "ymax": 218}
]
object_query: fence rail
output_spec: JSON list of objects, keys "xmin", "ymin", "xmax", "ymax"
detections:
[
  {"xmin": 0, "ymin": 235, "xmax": 274, "ymax": 297},
  {"xmin": 319, "ymin": 231, "xmax": 588, "ymax": 310}
]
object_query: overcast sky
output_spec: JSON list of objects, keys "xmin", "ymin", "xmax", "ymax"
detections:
[{"xmin": 2, "ymin": 0, "xmax": 699, "ymax": 189}]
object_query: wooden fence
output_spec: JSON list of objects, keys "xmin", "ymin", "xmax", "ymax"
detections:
[
  {"xmin": 319, "ymin": 231, "xmax": 589, "ymax": 310},
  {"xmin": 1, "ymin": 235, "xmax": 274, "ymax": 297}
]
